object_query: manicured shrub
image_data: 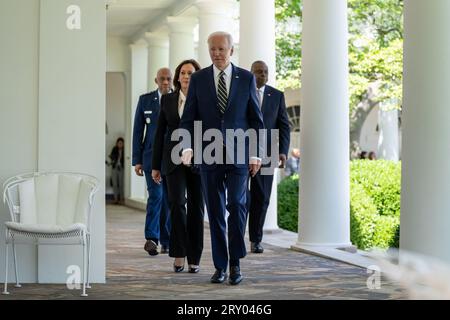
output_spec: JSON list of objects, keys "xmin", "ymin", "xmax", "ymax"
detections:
[{"xmin": 277, "ymin": 160, "xmax": 401, "ymax": 250}]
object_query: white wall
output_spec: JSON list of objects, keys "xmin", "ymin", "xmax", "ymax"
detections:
[
  {"xmin": 107, "ymin": 36, "xmax": 132, "ymax": 200},
  {"xmin": 359, "ymin": 105, "xmax": 402, "ymax": 159},
  {"xmin": 1, "ymin": 0, "xmax": 106, "ymax": 283},
  {"xmin": 106, "ymin": 73, "xmax": 126, "ymax": 195},
  {"xmin": 359, "ymin": 105, "xmax": 379, "ymax": 154},
  {"xmin": 0, "ymin": 0, "xmax": 40, "ymax": 283},
  {"xmin": 107, "ymin": 36, "xmax": 130, "ymax": 73}
]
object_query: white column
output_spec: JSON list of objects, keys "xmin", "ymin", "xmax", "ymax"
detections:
[
  {"xmin": 264, "ymin": 169, "xmax": 280, "ymax": 231},
  {"xmin": 145, "ymin": 32, "xmax": 169, "ymax": 92},
  {"xmin": 239, "ymin": 0, "xmax": 276, "ymax": 85},
  {"xmin": 195, "ymin": 0, "xmax": 235, "ymax": 68},
  {"xmin": 401, "ymin": 0, "xmax": 450, "ymax": 263},
  {"xmin": 377, "ymin": 106, "xmax": 399, "ymax": 161},
  {"xmin": 297, "ymin": 0, "xmax": 351, "ymax": 247},
  {"xmin": 129, "ymin": 41, "xmax": 148, "ymax": 201},
  {"xmin": 167, "ymin": 16, "xmax": 197, "ymax": 72},
  {"xmin": 37, "ymin": 0, "xmax": 106, "ymax": 282}
]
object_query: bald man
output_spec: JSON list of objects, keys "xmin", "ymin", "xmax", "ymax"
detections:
[{"xmin": 132, "ymin": 68, "xmax": 172, "ymax": 257}]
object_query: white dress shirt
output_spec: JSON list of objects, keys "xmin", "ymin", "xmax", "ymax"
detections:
[
  {"xmin": 257, "ymin": 85, "xmax": 265, "ymax": 109},
  {"xmin": 178, "ymin": 90, "xmax": 186, "ymax": 118},
  {"xmin": 213, "ymin": 63, "xmax": 232, "ymax": 96}
]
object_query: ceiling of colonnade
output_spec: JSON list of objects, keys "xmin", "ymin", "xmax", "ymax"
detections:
[{"xmin": 106, "ymin": 0, "xmax": 192, "ymax": 38}]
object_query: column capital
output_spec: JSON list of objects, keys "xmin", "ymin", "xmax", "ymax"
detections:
[
  {"xmin": 166, "ymin": 16, "xmax": 198, "ymax": 33},
  {"xmin": 129, "ymin": 38, "xmax": 148, "ymax": 50},
  {"xmin": 195, "ymin": 0, "xmax": 236, "ymax": 17},
  {"xmin": 145, "ymin": 32, "xmax": 169, "ymax": 48}
]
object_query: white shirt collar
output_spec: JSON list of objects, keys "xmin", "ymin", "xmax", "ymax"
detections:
[
  {"xmin": 213, "ymin": 63, "xmax": 233, "ymax": 79},
  {"xmin": 179, "ymin": 90, "xmax": 186, "ymax": 102},
  {"xmin": 257, "ymin": 85, "xmax": 266, "ymax": 94}
]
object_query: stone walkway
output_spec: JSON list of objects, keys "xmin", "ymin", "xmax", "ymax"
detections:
[{"xmin": 0, "ymin": 204, "xmax": 407, "ymax": 300}]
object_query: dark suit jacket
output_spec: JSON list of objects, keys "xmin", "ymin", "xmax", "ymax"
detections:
[
  {"xmin": 260, "ymin": 85, "xmax": 291, "ymax": 159},
  {"xmin": 179, "ymin": 64, "xmax": 265, "ymax": 171},
  {"xmin": 132, "ymin": 90, "xmax": 161, "ymax": 172},
  {"xmin": 152, "ymin": 91, "xmax": 187, "ymax": 175}
]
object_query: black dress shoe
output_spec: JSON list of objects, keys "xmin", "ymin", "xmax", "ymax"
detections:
[
  {"xmin": 173, "ymin": 264, "xmax": 184, "ymax": 273},
  {"xmin": 229, "ymin": 266, "xmax": 243, "ymax": 285},
  {"xmin": 251, "ymin": 242, "xmax": 264, "ymax": 254},
  {"xmin": 160, "ymin": 245, "xmax": 169, "ymax": 254},
  {"xmin": 188, "ymin": 265, "xmax": 200, "ymax": 273},
  {"xmin": 173, "ymin": 258, "xmax": 185, "ymax": 273},
  {"xmin": 144, "ymin": 240, "xmax": 159, "ymax": 256},
  {"xmin": 210, "ymin": 269, "xmax": 227, "ymax": 283}
]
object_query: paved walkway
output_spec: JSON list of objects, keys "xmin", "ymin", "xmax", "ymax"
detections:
[{"xmin": 1, "ymin": 205, "xmax": 407, "ymax": 300}]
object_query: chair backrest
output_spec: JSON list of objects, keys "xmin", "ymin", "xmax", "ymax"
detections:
[{"xmin": 3, "ymin": 172, "xmax": 98, "ymax": 227}]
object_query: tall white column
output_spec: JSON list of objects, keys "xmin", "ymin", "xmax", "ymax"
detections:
[
  {"xmin": 145, "ymin": 32, "xmax": 169, "ymax": 92},
  {"xmin": 239, "ymin": 0, "xmax": 276, "ymax": 85},
  {"xmin": 401, "ymin": 0, "xmax": 450, "ymax": 263},
  {"xmin": 37, "ymin": 0, "xmax": 106, "ymax": 282},
  {"xmin": 297, "ymin": 0, "xmax": 351, "ymax": 247},
  {"xmin": 377, "ymin": 106, "xmax": 399, "ymax": 161},
  {"xmin": 167, "ymin": 16, "xmax": 197, "ymax": 72},
  {"xmin": 129, "ymin": 41, "xmax": 148, "ymax": 201},
  {"xmin": 195, "ymin": 0, "xmax": 235, "ymax": 68}
]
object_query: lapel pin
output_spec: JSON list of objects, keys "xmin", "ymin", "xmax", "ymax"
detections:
[
  {"xmin": 235, "ymin": 75, "xmax": 239, "ymax": 79},
  {"xmin": 268, "ymin": 93, "xmax": 271, "ymax": 96}
]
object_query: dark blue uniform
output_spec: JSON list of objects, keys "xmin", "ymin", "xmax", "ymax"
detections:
[
  {"xmin": 248, "ymin": 85, "xmax": 290, "ymax": 244},
  {"xmin": 132, "ymin": 90, "xmax": 170, "ymax": 246}
]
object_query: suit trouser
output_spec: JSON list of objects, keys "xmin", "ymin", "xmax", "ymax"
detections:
[
  {"xmin": 144, "ymin": 171, "xmax": 170, "ymax": 246},
  {"xmin": 166, "ymin": 165, "xmax": 204, "ymax": 265},
  {"xmin": 200, "ymin": 165, "xmax": 248, "ymax": 271},
  {"xmin": 247, "ymin": 172, "xmax": 274, "ymax": 243},
  {"xmin": 111, "ymin": 166, "xmax": 124, "ymax": 200}
]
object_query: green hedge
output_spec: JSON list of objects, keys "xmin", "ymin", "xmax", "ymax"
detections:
[{"xmin": 277, "ymin": 160, "xmax": 401, "ymax": 250}]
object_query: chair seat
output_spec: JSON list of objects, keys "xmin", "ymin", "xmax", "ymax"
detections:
[{"xmin": 5, "ymin": 221, "xmax": 86, "ymax": 234}]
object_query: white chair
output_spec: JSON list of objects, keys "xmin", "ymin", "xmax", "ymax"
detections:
[{"xmin": 2, "ymin": 172, "xmax": 99, "ymax": 297}]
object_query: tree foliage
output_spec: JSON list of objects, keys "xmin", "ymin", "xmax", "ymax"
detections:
[{"xmin": 275, "ymin": 0, "xmax": 403, "ymax": 113}]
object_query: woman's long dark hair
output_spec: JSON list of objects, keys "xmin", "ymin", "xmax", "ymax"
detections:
[{"xmin": 173, "ymin": 59, "xmax": 201, "ymax": 92}]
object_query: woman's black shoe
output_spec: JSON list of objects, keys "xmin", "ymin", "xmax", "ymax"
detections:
[
  {"xmin": 188, "ymin": 265, "xmax": 200, "ymax": 273},
  {"xmin": 173, "ymin": 264, "xmax": 185, "ymax": 273},
  {"xmin": 173, "ymin": 258, "xmax": 185, "ymax": 272}
]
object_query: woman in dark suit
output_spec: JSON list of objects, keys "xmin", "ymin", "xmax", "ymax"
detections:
[{"xmin": 151, "ymin": 59, "xmax": 204, "ymax": 273}]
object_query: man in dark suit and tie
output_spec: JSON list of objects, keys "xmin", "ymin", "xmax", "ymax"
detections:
[
  {"xmin": 180, "ymin": 32, "xmax": 264, "ymax": 285},
  {"xmin": 132, "ymin": 68, "xmax": 172, "ymax": 256},
  {"xmin": 248, "ymin": 61, "xmax": 290, "ymax": 254}
]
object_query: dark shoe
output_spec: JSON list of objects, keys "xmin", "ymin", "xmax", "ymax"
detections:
[
  {"xmin": 210, "ymin": 269, "xmax": 227, "ymax": 283},
  {"xmin": 251, "ymin": 242, "xmax": 264, "ymax": 254},
  {"xmin": 173, "ymin": 258, "xmax": 185, "ymax": 273},
  {"xmin": 144, "ymin": 240, "xmax": 158, "ymax": 256},
  {"xmin": 229, "ymin": 266, "xmax": 243, "ymax": 285},
  {"xmin": 173, "ymin": 264, "xmax": 185, "ymax": 273},
  {"xmin": 188, "ymin": 265, "xmax": 200, "ymax": 273},
  {"xmin": 160, "ymin": 245, "xmax": 169, "ymax": 254}
]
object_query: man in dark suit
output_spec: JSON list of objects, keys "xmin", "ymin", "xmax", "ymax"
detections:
[
  {"xmin": 180, "ymin": 32, "xmax": 264, "ymax": 285},
  {"xmin": 248, "ymin": 61, "xmax": 290, "ymax": 254},
  {"xmin": 132, "ymin": 68, "xmax": 172, "ymax": 256}
]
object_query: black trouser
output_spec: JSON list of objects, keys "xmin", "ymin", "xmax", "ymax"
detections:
[
  {"xmin": 247, "ymin": 172, "xmax": 274, "ymax": 243},
  {"xmin": 166, "ymin": 165, "xmax": 204, "ymax": 265}
]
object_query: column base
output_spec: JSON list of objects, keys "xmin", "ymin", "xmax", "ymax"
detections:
[
  {"xmin": 291, "ymin": 243, "xmax": 375, "ymax": 269},
  {"xmin": 262, "ymin": 228, "xmax": 282, "ymax": 234}
]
